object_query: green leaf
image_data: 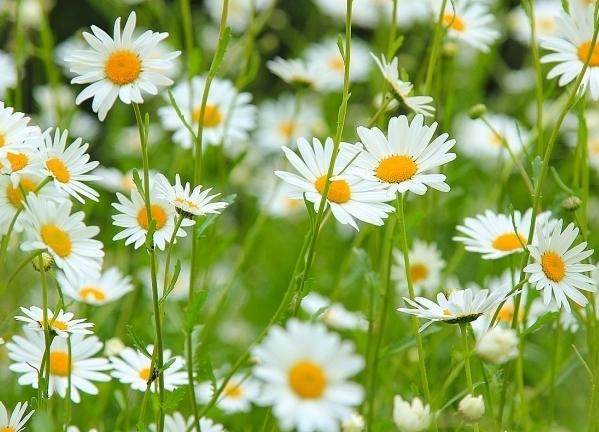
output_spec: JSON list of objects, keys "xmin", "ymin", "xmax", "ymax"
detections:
[
  {"xmin": 521, "ymin": 311, "xmax": 559, "ymax": 336},
  {"xmin": 132, "ymin": 169, "xmax": 144, "ymax": 196},
  {"xmin": 162, "ymin": 387, "xmax": 186, "ymax": 412},
  {"xmin": 126, "ymin": 325, "xmax": 151, "ymax": 359},
  {"xmin": 208, "ymin": 26, "xmax": 232, "ymax": 77},
  {"xmin": 185, "ymin": 291, "xmax": 208, "ymax": 331},
  {"xmin": 160, "ymin": 259, "xmax": 182, "ymax": 304}
]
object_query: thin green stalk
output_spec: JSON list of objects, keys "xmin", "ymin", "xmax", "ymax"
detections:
[
  {"xmin": 526, "ymin": 0, "xmax": 545, "ymax": 156},
  {"xmin": 386, "ymin": 0, "xmax": 399, "ymax": 58},
  {"xmin": 460, "ymin": 324, "xmax": 480, "ymax": 432},
  {"xmin": 163, "ymin": 214, "xmax": 185, "ymax": 300},
  {"xmin": 39, "ymin": 255, "xmax": 52, "ymax": 408},
  {"xmin": 7, "ymin": 250, "xmax": 43, "ymax": 284},
  {"xmin": 178, "ymin": 0, "xmax": 195, "ymax": 76},
  {"xmin": 423, "ymin": 0, "xmax": 448, "ymax": 95},
  {"xmin": 63, "ymin": 336, "xmax": 72, "ymax": 432}
]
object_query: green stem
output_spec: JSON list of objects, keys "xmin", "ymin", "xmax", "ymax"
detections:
[
  {"xmin": 423, "ymin": 0, "xmax": 448, "ymax": 95},
  {"xmin": 39, "ymin": 255, "xmax": 52, "ymax": 408},
  {"xmin": 460, "ymin": 324, "xmax": 480, "ymax": 432},
  {"xmin": 7, "ymin": 250, "xmax": 43, "ymax": 284},
  {"xmin": 526, "ymin": 0, "xmax": 545, "ymax": 156}
]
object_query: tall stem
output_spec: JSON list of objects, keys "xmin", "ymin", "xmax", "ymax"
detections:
[
  {"xmin": 460, "ymin": 323, "xmax": 480, "ymax": 432},
  {"xmin": 39, "ymin": 255, "xmax": 52, "ymax": 407},
  {"xmin": 423, "ymin": 0, "xmax": 448, "ymax": 95}
]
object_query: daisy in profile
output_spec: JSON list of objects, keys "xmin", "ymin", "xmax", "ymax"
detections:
[
  {"xmin": 110, "ymin": 345, "xmax": 188, "ymax": 392},
  {"xmin": 154, "ymin": 173, "xmax": 229, "ymax": 219},
  {"xmin": 454, "ymin": 209, "xmax": 546, "ymax": 259},
  {"xmin": 275, "ymin": 137, "xmax": 395, "ymax": 230},
  {"xmin": 39, "ymin": 128, "xmax": 100, "ymax": 203},
  {"xmin": 112, "ymin": 188, "xmax": 193, "ymax": 250},
  {"xmin": 454, "ymin": 113, "xmax": 528, "ymax": 164},
  {"xmin": 252, "ymin": 319, "xmax": 364, "ymax": 432},
  {"xmin": 65, "ymin": 11, "xmax": 180, "ymax": 121},
  {"xmin": 255, "ymin": 94, "xmax": 323, "ymax": 151},
  {"xmin": 392, "ymin": 240, "xmax": 445, "ymax": 295},
  {"xmin": 150, "ymin": 412, "xmax": 224, "ymax": 432},
  {"xmin": 346, "ymin": 114, "xmax": 456, "ymax": 196},
  {"xmin": 370, "ymin": 53, "xmax": 435, "ymax": 117},
  {"xmin": 524, "ymin": 220, "xmax": 596, "ymax": 312},
  {"xmin": 301, "ymin": 292, "xmax": 368, "ymax": 331},
  {"xmin": 20, "ymin": 194, "xmax": 104, "ymax": 280},
  {"xmin": 0, "ymin": 401, "xmax": 34, "ymax": 432},
  {"xmin": 0, "ymin": 51, "xmax": 16, "ymax": 97},
  {"xmin": 158, "ymin": 75, "xmax": 256, "ymax": 149},
  {"xmin": 58, "ymin": 267, "xmax": 134, "ymax": 305},
  {"xmin": 305, "ymin": 38, "xmax": 371, "ymax": 91},
  {"xmin": 508, "ymin": 0, "xmax": 562, "ymax": 46},
  {"xmin": 266, "ymin": 57, "xmax": 331, "ymax": 89},
  {"xmin": 435, "ymin": 0, "xmax": 500, "ymax": 53},
  {"xmin": 195, "ymin": 373, "xmax": 260, "ymax": 413},
  {"xmin": 15, "ymin": 306, "xmax": 93, "ymax": 337},
  {"xmin": 397, "ymin": 287, "xmax": 509, "ymax": 330},
  {"xmin": 0, "ymin": 102, "xmax": 41, "ymax": 155},
  {"xmin": 7, "ymin": 329, "xmax": 111, "ymax": 403}
]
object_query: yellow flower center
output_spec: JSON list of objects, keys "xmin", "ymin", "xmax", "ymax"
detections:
[
  {"xmin": 46, "ymin": 319, "xmax": 68, "ymax": 331},
  {"xmin": 49, "ymin": 351, "xmax": 71, "ymax": 376},
  {"xmin": 578, "ymin": 41, "xmax": 599, "ymax": 67},
  {"xmin": 105, "ymin": 50, "xmax": 142, "ymax": 85},
  {"xmin": 498, "ymin": 304, "xmax": 524, "ymax": 323},
  {"xmin": 288, "ymin": 360, "xmax": 326, "ymax": 399},
  {"xmin": 410, "ymin": 263, "xmax": 428, "ymax": 283},
  {"xmin": 41, "ymin": 224, "xmax": 72, "ymax": 257},
  {"xmin": 538, "ymin": 16, "xmax": 556, "ymax": 33},
  {"xmin": 80, "ymin": 286, "xmax": 107, "ymax": 302},
  {"xmin": 314, "ymin": 175, "xmax": 351, "ymax": 204},
  {"xmin": 443, "ymin": 13, "xmax": 465, "ymax": 32},
  {"xmin": 375, "ymin": 155, "xmax": 417, "ymax": 183},
  {"xmin": 1, "ymin": 427, "xmax": 15, "ymax": 432},
  {"xmin": 329, "ymin": 55, "xmax": 345, "ymax": 72},
  {"xmin": 591, "ymin": 139, "xmax": 599, "ymax": 155},
  {"xmin": 490, "ymin": 132, "xmax": 504, "ymax": 147},
  {"xmin": 6, "ymin": 152, "xmax": 28, "ymax": 171},
  {"xmin": 6, "ymin": 177, "xmax": 37, "ymax": 208},
  {"xmin": 46, "ymin": 157, "xmax": 71, "ymax": 183},
  {"xmin": 279, "ymin": 120, "xmax": 296, "ymax": 139},
  {"xmin": 174, "ymin": 197, "xmax": 199, "ymax": 210},
  {"xmin": 139, "ymin": 367, "xmax": 151, "ymax": 381},
  {"xmin": 223, "ymin": 383, "xmax": 243, "ymax": 399},
  {"xmin": 541, "ymin": 251, "xmax": 566, "ymax": 282},
  {"xmin": 192, "ymin": 104, "xmax": 222, "ymax": 128},
  {"xmin": 0, "ymin": 133, "xmax": 5, "ymax": 147},
  {"xmin": 492, "ymin": 233, "xmax": 526, "ymax": 252},
  {"xmin": 137, "ymin": 204, "xmax": 168, "ymax": 230}
]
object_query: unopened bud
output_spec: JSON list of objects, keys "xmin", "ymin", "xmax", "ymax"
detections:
[
  {"xmin": 562, "ymin": 196, "xmax": 582, "ymax": 211},
  {"xmin": 458, "ymin": 394, "xmax": 485, "ymax": 421},
  {"xmin": 443, "ymin": 41, "xmax": 458, "ymax": 58},
  {"xmin": 468, "ymin": 104, "xmax": 487, "ymax": 120},
  {"xmin": 32, "ymin": 252, "xmax": 54, "ymax": 272}
]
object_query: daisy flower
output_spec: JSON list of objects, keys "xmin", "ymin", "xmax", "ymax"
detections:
[
  {"xmin": 158, "ymin": 75, "xmax": 256, "ymax": 150},
  {"xmin": 57, "ymin": 267, "xmax": 134, "ymax": 305},
  {"xmin": 252, "ymin": 319, "xmax": 365, "ymax": 432},
  {"xmin": 110, "ymin": 345, "xmax": 188, "ymax": 392},
  {"xmin": 392, "ymin": 240, "xmax": 445, "ymax": 295},
  {"xmin": 454, "ymin": 209, "xmax": 547, "ymax": 259},
  {"xmin": 20, "ymin": 194, "xmax": 104, "ymax": 280},
  {"xmin": 112, "ymin": 188, "xmax": 194, "ymax": 250},
  {"xmin": 266, "ymin": 57, "xmax": 332, "ymax": 89},
  {"xmin": 346, "ymin": 114, "xmax": 456, "ymax": 196},
  {"xmin": 65, "ymin": 11, "xmax": 180, "ymax": 121},
  {"xmin": 0, "ymin": 102, "xmax": 41, "ymax": 156},
  {"xmin": 205, "ymin": 0, "xmax": 274, "ymax": 33},
  {"xmin": 15, "ymin": 306, "xmax": 93, "ymax": 338},
  {"xmin": 195, "ymin": 373, "xmax": 260, "ymax": 413},
  {"xmin": 150, "ymin": 412, "xmax": 224, "ymax": 432},
  {"xmin": 475, "ymin": 326, "xmax": 519, "ymax": 364},
  {"xmin": 454, "ymin": 113, "xmax": 528, "ymax": 164},
  {"xmin": 370, "ymin": 53, "xmax": 435, "ymax": 117},
  {"xmin": 304, "ymin": 38, "xmax": 371, "ymax": 91},
  {"xmin": 508, "ymin": 0, "xmax": 562, "ymax": 46},
  {"xmin": 0, "ymin": 401, "xmax": 34, "ymax": 432},
  {"xmin": 7, "ymin": 329, "xmax": 111, "ymax": 403},
  {"xmin": 524, "ymin": 220, "xmax": 596, "ymax": 312},
  {"xmin": 0, "ymin": 51, "xmax": 16, "ymax": 97},
  {"xmin": 540, "ymin": 6, "xmax": 599, "ymax": 100},
  {"xmin": 255, "ymin": 93, "xmax": 323, "ymax": 151},
  {"xmin": 39, "ymin": 128, "xmax": 100, "ymax": 203},
  {"xmin": 154, "ymin": 173, "xmax": 229, "ymax": 219},
  {"xmin": 393, "ymin": 395, "xmax": 433, "ymax": 432},
  {"xmin": 91, "ymin": 166, "xmax": 137, "ymax": 193},
  {"xmin": 435, "ymin": 0, "xmax": 500, "ymax": 53},
  {"xmin": 301, "ymin": 291, "xmax": 368, "ymax": 331},
  {"xmin": 274, "ymin": 137, "xmax": 395, "ymax": 230},
  {"xmin": 397, "ymin": 287, "xmax": 509, "ymax": 330}
]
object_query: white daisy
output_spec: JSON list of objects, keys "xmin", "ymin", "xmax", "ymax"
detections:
[
  {"xmin": 252, "ymin": 319, "xmax": 365, "ymax": 432},
  {"xmin": 150, "ymin": 412, "xmax": 224, "ymax": 432},
  {"xmin": 304, "ymin": 38, "xmax": 371, "ymax": 91},
  {"xmin": 392, "ymin": 395, "xmax": 433, "ymax": 432},
  {"xmin": 65, "ymin": 11, "xmax": 180, "ymax": 121},
  {"xmin": 7, "ymin": 329, "xmax": 111, "ymax": 403},
  {"xmin": 275, "ymin": 137, "xmax": 395, "ymax": 230},
  {"xmin": 474, "ymin": 326, "xmax": 519, "ymax": 364},
  {"xmin": 0, "ymin": 401, "xmax": 34, "ymax": 432},
  {"xmin": 370, "ymin": 53, "xmax": 435, "ymax": 117},
  {"xmin": 301, "ymin": 292, "xmax": 368, "ymax": 331},
  {"xmin": 0, "ymin": 51, "xmax": 16, "ymax": 97},
  {"xmin": 508, "ymin": 0, "xmax": 562, "ymax": 46},
  {"xmin": 205, "ymin": 0, "xmax": 274, "ymax": 33},
  {"xmin": 524, "ymin": 220, "xmax": 596, "ymax": 312},
  {"xmin": 346, "ymin": 114, "xmax": 456, "ymax": 196},
  {"xmin": 540, "ymin": 7, "xmax": 599, "ymax": 100},
  {"xmin": 195, "ymin": 373, "xmax": 260, "ymax": 413},
  {"xmin": 15, "ymin": 306, "xmax": 93, "ymax": 338},
  {"xmin": 397, "ymin": 287, "xmax": 509, "ymax": 330},
  {"xmin": 91, "ymin": 166, "xmax": 137, "ymax": 193},
  {"xmin": 159, "ymin": 75, "xmax": 256, "ymax": 150},
  {"xmin": 454, "ymin": 209, "xmax": 548, "ymax": 259},
  {"xmin": 154, "ymin": 173, "xmax": 229, "ymax": 218},
  {"xmin": 0, "ymin": 102, "xmax": 41, "ymax": 156},
  {"xmin": 392, "ymin": 240, "xmax": 445, "ymax": 295},
  {"xmin": 110, "ymin": 345, "xmax": 188, "ymax": 392},
  {"xmin": 20, "ymin": 194, "xmax": 104, "ymax": 280},
  {"xmin": 266, "ymin": 57, "xmax": 332, "ymax": 89},
  {"xmin": 435, "ymin": 0, "xmax": 501, "ymax": 53},
  {"xmin": 255, "ymin": 93, "xmax": 323, "ymax": 151},
  {"xmin": 112, "ymin": 187, "xmax": 194, "ymax": 250},
  {"xmin": 58, "ymin": 267, "xmax": 134, "ymax": 305},
  {"xmin": 39, "ymin": 128, "xmax": 100, "ymax": 203}
]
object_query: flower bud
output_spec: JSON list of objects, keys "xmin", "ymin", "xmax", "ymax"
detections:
[
  {"xmin": 561, "ymin": 196, "xmax": 582, "ymax": 211},
  {"xmin": 342, "ymin": 412, "xmax": 365, "ymax": 432},
  {"xmin": 393, "ymin": 395, "xmax": 432, "ymax": 432},
  {"xmin": 104, "ymin": 337, "xmax": 125, "ymax": 356},
  {"xmin": 32, "ymin": 252, "xmax": 54, "ymax": 272},
  {"xmin": 458, "ymin": 394, "xmax": 485, "ymax": 421},
  {"xmin": 476, "ymin": 326, "xmax": 518, "ymax": 364},
  {"xmin": 468, "ymin": 104, "xmax": 487, "ymax": 119}
]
